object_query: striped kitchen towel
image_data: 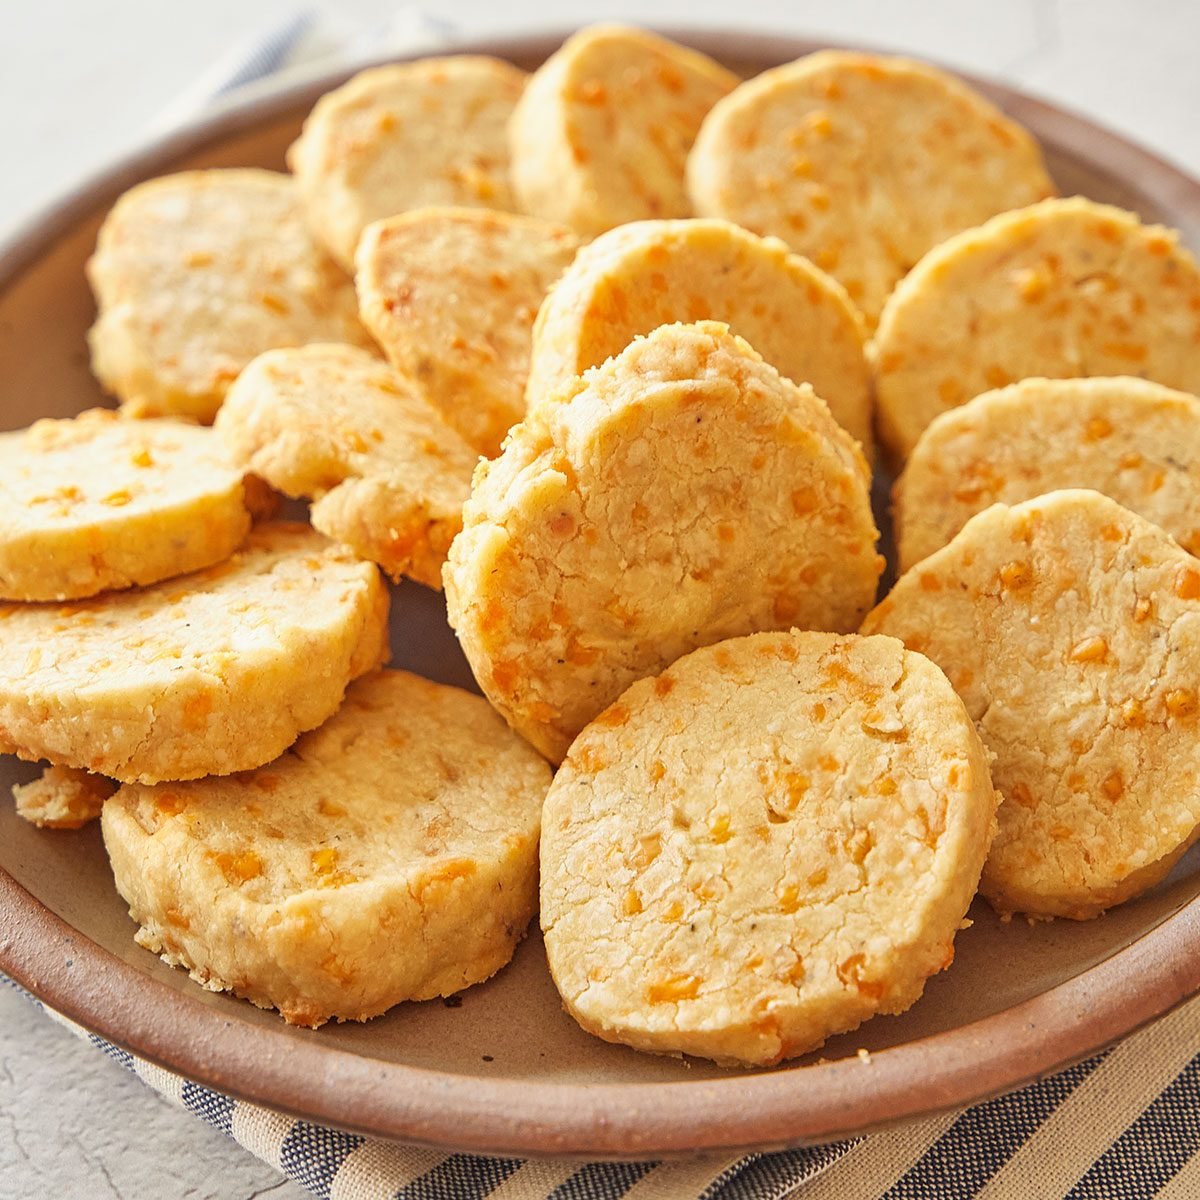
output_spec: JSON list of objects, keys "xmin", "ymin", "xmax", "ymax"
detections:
[
  {"xmin": 146, "ymin": 6, "xmax": 458, "ymax": 133},
  {"xmin": 7, "ymin": 973, "xmax": 1200, "ymax": 1198}
]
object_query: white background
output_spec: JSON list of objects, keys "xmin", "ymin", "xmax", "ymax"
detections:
[{"xmin": 1, "ymin": 2, "xmax": 1197, "ymax": 1197}]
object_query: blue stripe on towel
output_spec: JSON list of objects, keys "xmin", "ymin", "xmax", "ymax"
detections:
[
  {"xmin": 1065, "ymin": 1054, "xmax": 1200, "ymax": 1199},
  {"xmin": 884, "ymin": 1055, "xmax": 1104, "ymax": 1198}
]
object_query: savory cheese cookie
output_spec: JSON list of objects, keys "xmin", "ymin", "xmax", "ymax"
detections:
[
  {"xmin": 688, "ymin": 51, "xmax": 1053, "ymax": 326},
  {"xmin": 0, "ymin": 523, "xmax": 389, "ymax": 784},
  {"xmin": 874, "ymin": 197, "xmax": 1200, "ymax": 464},
  {"xmin": 896, "ymin": 377, "xmax": 1200, "ymax": 570},
  {"xmin": 288, "ymin": 57, "xmax": 528, "ymax": 270},
  {"xmin": 216, "ymin": 345, "xmax": 477, "ymax": 588},
  {"xmin": 509, "ymin": 25, "xmax": 737, "ymax": 235},
  {"xmin": 445, "ymin": 321, "xmax": 881, "ymax": 763},
  {"xmin": 541, "ymin": 630, "xmax": 997, "ymax": 1066},
  {"xmin": 356, "ymin": 208, "xmax": 580, "ymax": 456},
  {"xmin": 87, "ymin": 170, "xmax": 369, "ymax": 422},
  {"xmin": 102, "ymin": 669, "xmax": 551, "ymax": 1027},
  {"xmin": 525, "ymin": 217, "xmax": 872, "ymax": 453},
  {"xmin": 863, "ymin": 489, "xmax": 1200, "ymax": 920},
  {"xmin": 0, "ymin": 408, "xmax": 255, "ymax": 601},
  {"xmin": 13, "ymin": 766, "xmax": 116, "ymax": 830}
]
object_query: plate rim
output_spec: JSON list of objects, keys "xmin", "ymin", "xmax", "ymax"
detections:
[
  {"xmin": 6, "ymin": 866, "xmax": 1200, "ymax": 1158},
  {"xmin": 3, "ymin": 24, "xmax": 1200, "ymax": 1159}
]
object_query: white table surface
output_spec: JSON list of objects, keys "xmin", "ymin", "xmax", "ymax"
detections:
[{"xmin": 1, "ymin": 2, "xmax": 1197, "ymax": 1197}]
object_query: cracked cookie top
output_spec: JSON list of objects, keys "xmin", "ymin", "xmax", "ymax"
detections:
[
  {"xmin": 444, "ymin": 320, "xmax": 882, "ymax": 763},
  {"xmin": 103, "ymin": 669, "xmax": 550, "ymax": 1027},
  {"xmin": 356, "ymin": 207, "xmax": 579, "ymax": 457},
  {"xmin": 0, "ymin": 522, "xmax": 389, "ymax": 784},
  {"xmin": 288, "ymin": 57, "xmax": 528, "ymax": 271},
  {"xmin": 688, "ymin": 51, "xmax": 1054, "ymax": 327},
  {"xmin": 864, "ymin": 488, "xmax": 1200, "ymax": 919},
  {"xmin": 525, "ymin": 217, "xmax": 872, "ymax": 456},
  {"xmin": 0, "ymin": 408, "xmax": 253, "ymax": 601},
  {"xmin": 509, "ymin": 25, "xmax": 736, "ymax": 236},
  {"xmin": 86, "ymin": 169, "xmax": 370, "ymax": 422},
  {"xmin": 216, "ymin": 343, "xmax": 478, "ymax": 589},
  {"xmin": 894, "ymin": 376, "xmax": 1200, "ymax": 572},
  {"xmin": 540, "ymin": 629, "xmax": 996, "ymax": 1066},
  {"xmin": 873, "ymin": 197, "xmax": 1200, "ymax": 465}
]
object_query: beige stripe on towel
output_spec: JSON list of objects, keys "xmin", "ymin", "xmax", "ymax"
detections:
[{"xmin": 978, "ymin": 996, "xmax": 1200, "ymax": 1200}]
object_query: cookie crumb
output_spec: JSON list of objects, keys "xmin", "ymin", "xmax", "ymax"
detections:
[{"xmin": 13, "ymin": 765, "xmax": 115, "ymax": 830}]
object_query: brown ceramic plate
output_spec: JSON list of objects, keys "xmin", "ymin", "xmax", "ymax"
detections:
[{"xmin": 2, "ymin": 28, "xmax": 1200, "ymax": 1161}]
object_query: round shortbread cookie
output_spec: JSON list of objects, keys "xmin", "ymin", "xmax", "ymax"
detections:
[
  {"xmin": 101, "ymin": 669, "xmax": 550, "ymax": 1027},
  {"xmin": 216, "ymin": 344, "xmax": 478, "ymax": 589},
  {"xmin": 863, "ymin": 489, "xmax": 1200, "ymax": 920},
  {"xmin": 356, "ymin": 207, "xmax": 580, "ymax": 456},
  {"xmin": 508, "ymin": 25, "xmax": 737, "ymax": 236},
  {"xmin": 0, "ymin": 408, "xmax": 254, "ymax": 601},
  {"xmin": 688, "ymin": 51, "xmax": 1053, "ymax": 326},
  {"xmin": 896, "ymin": 377, "xmax": 1200, "ymax": 571},
  {"xmin": 873, "ymin": 197, "xmax": 1200, "ymax": 465},
  {"xmin": 87, "ymin": 170, "xmax": 369, "ymax": 422},
  {"xmin": 288, "ymin": 57, "xmax": 528, "ymax": 270},
  {"xmin": 0, "ymin": 522, "xmax": 389, "ymax": 784},
  {"xmin": 13, "ymin": 766, "xmax": 116, "ymax": 830},
  {"xmin": 541, "ymin": 630, "xmax": 997, "ymax": 1067},
  {"xmin": 525, "ymin": 217, "xmax": 872, "ymax": 454},
  {"xmin": 445, "ymin": 321, "xmax": 882, "ymax": 763}
]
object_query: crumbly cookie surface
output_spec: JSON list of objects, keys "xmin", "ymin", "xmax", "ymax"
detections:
[
  {"xmin": 688, "ymin": 51, "xmax": 1053, "ymax": 326},
  {"xmin": 445, "ymin": 321, "xmax": 882, "ymax": 762},
  {"xmin": 288, "ymin": 57, "xmax": 528, "ymax": 270},
  {"xmin": 13, "ymin": 765, "xmax": 116, "ymax": 830},
  {"xmin": 896, "ymin": 377, "xmax": 1200, "ymax": 570},
  {"xmin": 873, "ymin": 197, "xmax": 1200, "ymax": 464},
  {"xmin": 216, "ymin": 344, "xmax": 477, "ymax": 588},
  {"xmin": 87, "ymin": 169, "xmax": 369, "ymax": 422},
  {"xmin": 509, "ymin": 25, "xmax": 737, "ymax": 236},
  {"xmin": 526, "ymin": 217, "xmax": 872, "ymax": 454},
  {"xmin": 541, "ymin": 630, "xmax": 997, "ymax": 1066},
  {"xmin": 102, "ymin": 669, "xmax": 550, "ymax": 1027},
  {"xmin": 356, "ymin": 207, "xmax": 580, "ymax": 456},
  {"xmin": 863, "ymin": 489, "xmax": 1200, "ymax": 919},
  {"xmin": 0, "ymin": 522, "xmax": 389, "ymax": 784},
  {"xmin": 0, "ymin": 408, "xmax": 253, "ymax": 601}
]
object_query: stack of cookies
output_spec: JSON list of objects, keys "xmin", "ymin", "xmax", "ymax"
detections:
[{"xmin": 6, "ymin": 24, "xmax": 1200, "ymax": 1069}]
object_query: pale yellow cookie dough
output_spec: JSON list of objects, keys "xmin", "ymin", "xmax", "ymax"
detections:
[
  {"xmin": 289, "ymin": 57, "xmax": 528, "ymax": 270},
  {"xmin": 525, "ymin": 217, "xmax": 872, "ymax": 454},
  {"xmin": 216, "ymin": 344, "xmax": 477, "ymax": 588},
  {"xmin": 102, "ymin": 669, "xmax": 550, "ymax": 1027},
  {"xmin": 445, "ymin": 321, "xmax": 882, "ymax": 763},
  {"xmin": 356, "ymin": 207, "xmax": 580, "ymax": 456},
  {"xmin": 688, "ymin": 50, "xmax": 1053, "ymax": 325},
  {"xmin": 874, "ymin": 197, "xmax": 1200, "ymax": 464},
  {"xmin": 863, "ymin": 489, "xmax": 1200, "ymax": 920},
  {"xmin": 0, "ymin": 522, "xmax": 389, "ymax": 784},
  {"xmin": 509, "ymin": 25, "xmax": 737, "ymax": 235},
  {"xmin": 0, "ymin": 408, "xmax": 254, "ymax": 601},
  {"xmin": 541, "ymin": 630, "xmax": 997, "ymax": 1067},
  {"xmin": 13, "ymin": 765, "xmax": 116, "ymax": 830},
  {"xmin": 896, "ymin": 377, "xmax": 1200, "ymax": 570},
  {"xmin": 87, "ymin": 170, "xmax": 370, "ymax": 422}
]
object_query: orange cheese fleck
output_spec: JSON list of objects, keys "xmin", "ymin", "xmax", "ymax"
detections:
[
  {"xmin": 646, "ymin": 974, "xmax": 700, "ymax": 1003},
  {"xmin": 214, "ymin": 849, "xmax": 264, "ymax": 885},
  {"xmin": 1069, "ymin": 636, "xmax": 1108, "ymax": 664},
  {"xmin": 1175, "ymin": 568, "xmax": 1200, "ymax": 600}
]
